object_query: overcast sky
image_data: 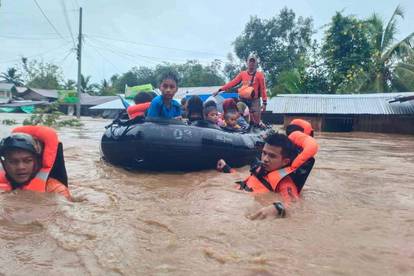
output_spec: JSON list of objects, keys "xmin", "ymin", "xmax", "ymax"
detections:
[{"xmin": 1, "ymin": 0, "xmax": 413, "ymax": 83}]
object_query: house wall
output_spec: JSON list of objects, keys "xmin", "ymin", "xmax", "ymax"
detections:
[
  {"xmin": 354, "ymin": 115, "xmax": 414, "ymax": 134},
  {"xmin": 284, "ymin": 114, "xmax": 414, "ymax": 134},
  {"xmin": 0, "ymin": 90, "xmax": 12, "ymax": 103}
]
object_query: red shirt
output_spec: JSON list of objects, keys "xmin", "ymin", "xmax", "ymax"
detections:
[{"xmin": 220, "ymin": 70, "xmax": 268, "ymax": 101}]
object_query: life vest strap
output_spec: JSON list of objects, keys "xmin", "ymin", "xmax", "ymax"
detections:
[{"xmin": 236, "ymin": 181, "xmax": 253, "ymax": 192}]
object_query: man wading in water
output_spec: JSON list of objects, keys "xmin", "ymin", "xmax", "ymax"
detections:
[
  {"xmin": 0, "ymin": 126, "xmax": 71, "ymax": 201},
  {"xmin": 217, "ymin": 120, "xmax": 318, "ymax": 219}
]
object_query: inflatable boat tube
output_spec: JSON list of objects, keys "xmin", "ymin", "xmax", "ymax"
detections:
[{"xmin": 101, "ymin": 118, "xmax": 265, "ymax": 171}]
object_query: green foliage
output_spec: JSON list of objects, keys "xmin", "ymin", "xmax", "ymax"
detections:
[
  {"xmin": 321, "ymin": 6, "xmax": 414, "ymax": 93},
  {"xmin": 0, "ymin": 67, "xmax": 24, "ymax": 86},
  {"xmin": 322, "ymin": 12, "xmax": 373, "ymax": 92},
  {"xmin": 63, "ymin": 79, "xmax": 76, "ymax": 90},
  {"xmin": 177, "ymin": 60, "xmax": 225, "ymax": 87},
  {"xmin": 112, "ymin": 61, "xmax": 224, "ymax": 92},
  {"xmin": 113, "ymin": 67, "xmax": 151, "ymax": 93},
  {"xmin": 271, "ymin": 69, "xmax": 302, "ymax": 94},
  {"xmin": 80, "ymin": 75, "xmax": 99, "ymax": 95},
  {"xmin": 98, "ymin": 79, "xmax": 117, "ymax": 96},
  {"xmin": 23, "ymin": 102, "xmax": 83, "ymax": 128},
  {"xmin": 58, "ymin": 90, "xmax": 78, "ymax": 103},
  {"xmin": 232, "ymin": 8, "xmax": 315, "ymax": 86},
  {"xmin": 360, "ymin": 6, "xmax": 414, "ymax": 92},
  {"xmin": 223, "ymin": 53, "xmax": 245, "ymax": 80},
  {"xmin": 1, "ymin": 119, "xmax": 17, "ymax": 125},
  {"xmin": 21, "ymin": 58, "xmax": 63, "ymax": 89}
]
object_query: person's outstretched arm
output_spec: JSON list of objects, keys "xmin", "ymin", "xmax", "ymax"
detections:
[{"xmin": 216, "ymin": 159, "xmax": 236, "ymax": 173}]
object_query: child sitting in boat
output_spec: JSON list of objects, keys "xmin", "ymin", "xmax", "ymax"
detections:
[
  {"xmin": 199, "ymin": 101, "xmax": 221, "ymax": 130},
  {"xmin": 147, "ymin": 71, "xmax": 182, "ymax": 119},
  {"xmin": 127, "ymin": 92, "xmax": 154, "ymax": 119},
  {"xmin": 221, "ymin": 111, "xmax": 242, "ymax": 132},
  {"xmin": 204, "ymin": 101, "xmax": 219, "ymax": 125},
  {"xmin": 186, "ymin": 95, "xmax": 204, "ymax": 124},
  {"xmin": 220, "ymin": 98, "xmax": 249, "ymax": 130},
  {"xmin": 237, "ymin": 101, "xmax": 251, "ymax": 125}
]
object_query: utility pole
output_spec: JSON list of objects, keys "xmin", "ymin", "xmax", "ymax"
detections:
[{"xmin": 76, "ymin": 7, "xmax": 83, "ymax": 118}]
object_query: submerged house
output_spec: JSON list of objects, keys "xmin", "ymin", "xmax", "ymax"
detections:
[
  {"xmin": 0, "ymin": 82, "xmax": 15, "ymax": 104},
  {"xmin": 266, "ymin": 93, "xmax": 414, "ymax": 134}
]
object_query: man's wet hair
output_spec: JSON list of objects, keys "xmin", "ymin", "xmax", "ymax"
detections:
[
  {"xmin": 158, "ymin": 71, "xmax": 179, "ymax": 85},
  {"xmin": 264, "ymin": 132, "xmax": 297, "ymax": 161},
  {"xmin": 133, "ymin": 92, "xmax": 154, "ymax": 104}
]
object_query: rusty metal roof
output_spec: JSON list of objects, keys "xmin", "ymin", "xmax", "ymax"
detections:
[{"xmin": 267, "ymin": 93, "xmax": 414, "ymax": 115}]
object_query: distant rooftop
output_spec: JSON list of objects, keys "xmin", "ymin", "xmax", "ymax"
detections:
[{"xmin": 267, "ymin": 92, "xmax": 414, "ymax": 115}]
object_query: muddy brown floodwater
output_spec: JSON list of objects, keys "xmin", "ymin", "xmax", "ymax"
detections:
[{"xmin": 0, "ymin": 113, "xmax": 413, "ymax": 275}]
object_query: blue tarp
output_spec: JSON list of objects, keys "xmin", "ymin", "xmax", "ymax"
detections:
[{"xmin": 184, "ymin": 93, "xmax": 238, "ymax": 102}]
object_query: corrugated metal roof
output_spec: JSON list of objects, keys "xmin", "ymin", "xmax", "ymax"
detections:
[
  {"xmin": 15, "ymin": 86, "xmax": 28, "ymax": 93},
  {"xmin": 0, "ymin": 100, "xmax": 49, "ymax": 107},
  {"xmin": 29, "ymin": 88, "xmax": 58, "ymax": 98},
  {"xmin": 267, "ymin": 93, "xmax": 414, "ymax": 115},
  {"xmin": 79, "ymin": 94, "xmax": 118, "ymax": 106},
  {"xmin": 89, "ymin": 98, "xmax": 127, "ymax": 110}
]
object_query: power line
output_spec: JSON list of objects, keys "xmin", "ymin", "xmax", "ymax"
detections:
[
  {"xmin": 33, "ymin": 0, "xmax": 67, "ymax": 41},
  {"xmin": 60, "ymin": 0, "xmax": 76, "ymax": 48},
  {"xmin": 0, "ymin": 34, "xmax": 69, "ymax": 40},
  {"xmin": 84, "ymin": 41, "xmax": 123, "ymax": 73},
  {"xmin": 57, "ymin": 47, "xmax": 76, "ymax": 67},
  {"xmin": 85, "ymin": 36, "xmax": 167, "ymax": 64},
  {"xmin": 86, "ymin": 36, "xmax": 195, "ymax": 63},
  {"xmin": 85, "ymin": 33, "xmax": 226, "ymax": 58},
  {"xmin": 0, "ymin": 43, "xmax": 70, "ymax": 64},
  {"xmin": 85, "ymin": 38, "xmax": 159, "ymax": 65}
]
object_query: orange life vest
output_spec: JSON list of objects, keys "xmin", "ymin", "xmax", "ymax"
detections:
[
  {"xmin": 290, "ymin": 119, "xmax": 314, "ymax": 136},
  {"xmin": 127, "ymin": 102, "xmax": 151, "ymax": 119},
  {"xmin": 243, "ymin": 167, "xmax": 294, "ymax": 193},
  {"xmin": 0, "ymin": 125, "xmax": 59, "ymax": 192},
  {"xmin": 241, "ymin": 130, "xmax": 318, "ymax": 194},
  {"xmin": 288, "ymin": 130, "xmax": 319, "ymax": 170}
]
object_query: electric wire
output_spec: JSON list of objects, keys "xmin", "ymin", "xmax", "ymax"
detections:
[{"xmin": 32, "ymin": 0, "xmax": 67, "ymax": 41}]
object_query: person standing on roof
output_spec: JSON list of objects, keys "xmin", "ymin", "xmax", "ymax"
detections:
[{"xmin": 213, "ymin": 53, "xmax": 268, "ymax": 126}]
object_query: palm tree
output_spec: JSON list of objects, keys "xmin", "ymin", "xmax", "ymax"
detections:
[
  {"xmin": 80, "ymin": 75, "xmax": 99, "ymax": 95},
  {"xmin": 0, "ymin": 67, "xmax": 24, "ymax": 86},
  {"xmin": 63, "ymin": 79, "xmax": 76, "ymax": 90},
  {"xmin": 358, "ymin": 6, "xmax": 414, "ymax": 92},
  {"xmin": 98, "ymin": 79, "xmax": 116, "ymax": 96}
]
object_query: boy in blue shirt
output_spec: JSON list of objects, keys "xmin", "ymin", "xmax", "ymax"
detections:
[{"xmin": 147, "ymin": 72, "xmax": 182, "ymax": 119}]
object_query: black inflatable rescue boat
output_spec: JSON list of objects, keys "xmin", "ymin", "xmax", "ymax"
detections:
[{"xmin": 101, "ymin": 118, "xmax": 265, "ymax": 171}]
